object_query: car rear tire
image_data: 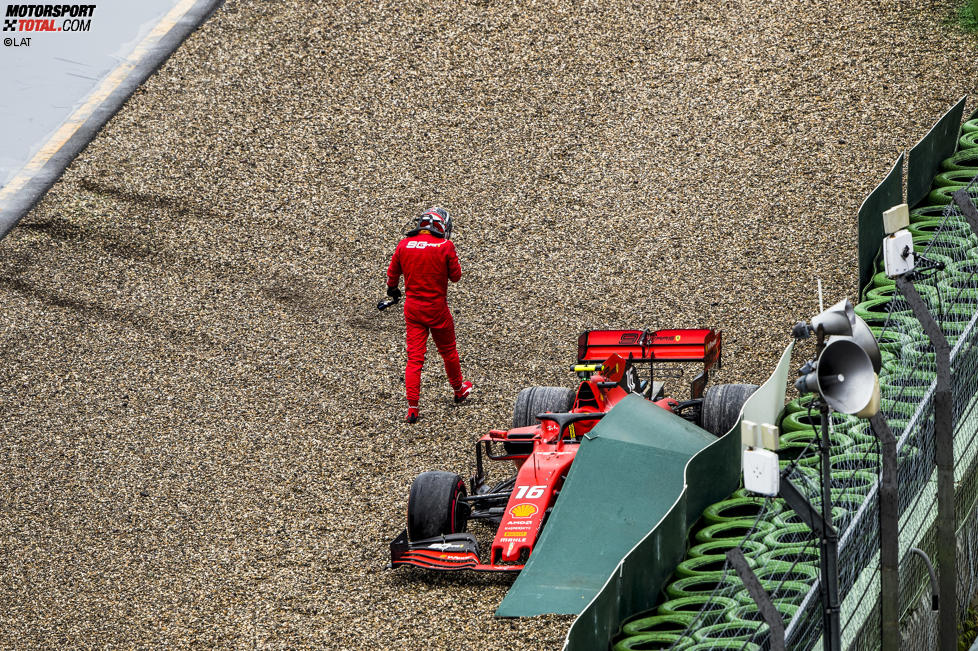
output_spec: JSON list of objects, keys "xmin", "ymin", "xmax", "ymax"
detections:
[
  {"xmin": 512, "ymin": 386, "xmax": 575, "ymax": 428},
  {"xmin": 699, "ymin": 383, "xmax": 759, "ymax": 437},
  {"xmin": 406, "ymin": 471, "xmax": 468, "ymax": 541}
]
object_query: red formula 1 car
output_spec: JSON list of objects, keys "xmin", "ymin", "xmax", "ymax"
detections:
[{"xmin": 389, "ymin": 328, "xmax": 756, "ymax": 572}]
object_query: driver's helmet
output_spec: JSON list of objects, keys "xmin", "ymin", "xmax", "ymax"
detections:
[{"xmin": 416, "ymin": 207, "xmax": 451, "ymax": 239}]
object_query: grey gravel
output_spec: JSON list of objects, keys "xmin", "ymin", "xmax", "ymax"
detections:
[{"xmin": 1, "ymin": 0, "xmax": 977, "ymax": 648}]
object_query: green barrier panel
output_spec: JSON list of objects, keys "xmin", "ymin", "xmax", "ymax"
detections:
[
  {"xmin": 496, "ymin": 394, "xmax": 716, "ymax": 617},
  {"xmin": 907, "ymin": 96, "xmax": 967, "ymax": 207},
  {"xmin": 561, "ymin": 343, "xmax": 794, "ymax": 650},
  {"xmin": 858, "ymin": 154, "xmax": 904, "ymax": 297}
]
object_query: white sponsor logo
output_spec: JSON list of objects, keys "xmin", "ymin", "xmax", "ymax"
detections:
[
  {"xmin": 406, "ymin": 241, "xmax": 445, "ymax": 249},
  {"xmin": 428, "ymin": 542, "xmax": 465, "ymax": 551}
]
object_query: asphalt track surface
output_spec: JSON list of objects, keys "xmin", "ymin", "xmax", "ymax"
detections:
[
  {"xmin": 0, "ymin": 0, "xmax": 222, "ymax": 236},
  {"xmin": 0, "ymin": 1, "xmax": 977, "ymax": 649}
]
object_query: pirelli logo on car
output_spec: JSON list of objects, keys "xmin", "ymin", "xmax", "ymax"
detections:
[{"xmin": 3, "ymin": 4, "xmax": 96, "ymax": 32}]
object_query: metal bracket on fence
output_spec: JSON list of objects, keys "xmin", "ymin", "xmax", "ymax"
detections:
[
  {"xmin": 870, "ymin": 412, "xmax": 901, "ymax": 650},
  {"xmin": 778, "ymin": 473, "xmax": 831, "ymax": 535},
  {"xmin": 726, "ymin": 546, "xmax": 785, "ymax": 650},
  {"xmin": 894, "ymin": 275, "xmax": 957, "ymax": 651}
]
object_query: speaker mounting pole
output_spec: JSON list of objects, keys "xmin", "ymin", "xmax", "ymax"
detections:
[{"xmin": 780, "ymin": 326, "xmax": 841, "ymax": 651}]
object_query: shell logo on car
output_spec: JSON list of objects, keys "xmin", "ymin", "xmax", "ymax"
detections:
[{"xmin": 510, "ymin": 503, "xmax": 537, "ymax": 518}]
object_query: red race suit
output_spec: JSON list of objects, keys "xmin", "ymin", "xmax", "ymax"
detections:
[{"xmin": 386, "ymin": 232, "xmax": 464, "ymax": 404}]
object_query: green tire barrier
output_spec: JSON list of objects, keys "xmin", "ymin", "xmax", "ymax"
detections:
[
  {"xmin": 687, "ymin": 538, "xmax": 766, "ymax": 560},
  {"xmin": 866, "ymin": 286, "xmax": 938, "ymax": 312},
  {"xmin": 780, "ymin": 429, "xmax": 855, "ymax": 450},
  {"xmin": 941, "ymin": 278, "xmax": 978, "ymax": 306},
  {"xmin": 855, "ymin": 297, "xmax": 909, "ymax": 323},
  {"xmin": 702, "ymin": 497, "xmax": 780, "ymax": 525},
  {"xmin": 848, "ymin": 442, "xmax": 878, "ymax": 454},
  {"xmin": 829, "ymin": 452, "xmax": 881, "ymax": 473},
  {"xmin": 899, "ymin": 444, "xmax": 921, "ymax": 467},
  {"xmin": 844, "ymin": 420, "xmax": 877, "ymax": 445},
  {"xmin": 665, "ymin": 573, "xmax": 746, "ymax": 600},
  {"xmin": 909, "ymin": 218, "xmax": 975, "ymax": 241},
  {"xmin": 694, "ymin": 519, "xmax": 777, "ymax": 545},
  {"xmin": 898, "ymin": 338, "xmax": 937, "ymax": 364},
  {"xmin": 762, "ymin": 523, "xmax": 814, "ymax": 548},
  {"xmin": 870, "ymin": 268, "xmax": 945, "ymax": 298},
  {"xmin": 853, "ymin": 297, "xmax": 919, "ymax": 333},
  {"xmin": 752, "ymin": 560, "xmax": 820, "ymax": 584},
  {"xmin": 612, "ymin": 632, "xmax": 692, "ymax": 651},
  {"xmin": 933, "ymin": 169, "xmax": 978, "ymax": 187},
  {"xmin": 727, "ymin": 601, "xmax": 800, "ymax": 625},
  {"xmin": 962, "ymin": 118, "xmax": 978, "ymax": 134},
  {"xmin": 831, "ymin": 469, "xmax": 877, "ymax": 495},
  {"xmin": 880, "ymin": 370, "xmax": 935, "ymax": 402},
  {"xmin": 941, "ymin": 148, "xmax": 978, "ymax": 172},
  {"xmin": 685, "ymin": 642, "xmax": 760, "ymax": 651},
  {"xmin": 733, "ymin": 580, "xmax": 811, "ymax": 604},
  {"xmin": 773, "ymin": 506, "xmax": 845, "ymax": 528},
  {"xmin": 692, "ymin": 621, "xmax": 766, "ymax": 644},
  {"xmin": 926, "ymin": 185, "xmax": 961, "ymax": 205},
  {"xmin": 781, "ymin": 410, "xmax": 824, "ymax": 434},
  {"xmin": 620, "ymin": 612, "xmax": 695, "ymax": 636},
  {"xmin": 758, "ymin": 544, "xmax": 816, "ymax": 567},
  {"xmin": 949, "ymin": 259, "xmax": 978, "ymax": 276},
  {"xmin": 881, "ymin": 418, "xmax": 909, "ymax": 439},
  {"xmin": 881, "ymin": 397, "xmax": 920, "ymax": 420},
  {"xmin": 675, "ymin": 553, "xmax": 748, "ymax": 579},
  {"xmin": 960, "ymin": 131, "xmax": 978, "ymax": 150},
  {"xmin": 833, "ymin": 492, "xmax": 867, "ymax": 518},
  {"xmin": 782, "ymin": 392, "xmax": 817, "ymax": 415},
  {"xmin": 777, "ymin": 441, "xmax": 821, "ymax": 465},
  {"xmin": 935, "ymin": 298, "xmax": 978, "ymax": 330},
  {"xmin": 911, "ymin": 234, "xmax": 977, "ymax": 263},
  {"xmin": 910, "ymin": 204, "xmax": 953, "ymax": 223},
  {"xmin": 779, "ymin": 463, "xmax": 819, "ymax": 488},
  {"xmin": 656, "ymin": 595, "xmax": 740, "ymax": 624}
]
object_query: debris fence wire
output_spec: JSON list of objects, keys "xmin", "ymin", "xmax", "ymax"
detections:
[{"xmin": 619, "ymin": 177, "xmax": 978, "ymax": 650}]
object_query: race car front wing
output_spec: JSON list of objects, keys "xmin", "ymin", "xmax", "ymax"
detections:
[{"xmin": 389, "ymin": 531, "xmax": 524, "ymax": 572}]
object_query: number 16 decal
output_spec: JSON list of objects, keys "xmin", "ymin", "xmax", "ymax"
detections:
[{"xmin": 515, "ymin": 485, "xmax": 545, "ymax": 499}]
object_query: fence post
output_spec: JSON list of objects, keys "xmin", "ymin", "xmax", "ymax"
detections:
[
  {"xmin": 894, "ymin": 276, "xmax": 956, "ymax": 651},
  {"xmin": 870, "ymin": 412, "xmax": 901, "ymax": 649},
  {"xmin": 727, "ymin": 547, "xmax": 785, "ymax": 650}
]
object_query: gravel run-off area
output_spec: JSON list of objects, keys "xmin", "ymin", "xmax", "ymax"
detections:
[{"xmin": 2, "ymin": 0, "xmax": 978, "ymax": 648}]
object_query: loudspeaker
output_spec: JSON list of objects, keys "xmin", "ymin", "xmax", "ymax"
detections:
[
  {"xmin": 828, "ymin": 314, "xmax": 882, "ymax": 374},
  {"xmin": 795, "ymin": 338, "xmax": 877, "ymax": 415},
  {"xmin": 810, "ymin": 298, "xmax": 856, "ymax": 337}
]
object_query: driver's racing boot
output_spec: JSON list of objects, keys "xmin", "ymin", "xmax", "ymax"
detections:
[
  {"xmin": 406, "ymin": 403, "xmax": 419, "ymax": 424},
  {"xmin": 453, "ymin": 380, "xmax": 473, "ymax": 403}
]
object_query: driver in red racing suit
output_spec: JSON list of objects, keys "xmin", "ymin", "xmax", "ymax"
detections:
[{"xmin": 386, "ymin": 207, "xmax": 473, "ymax": 423}]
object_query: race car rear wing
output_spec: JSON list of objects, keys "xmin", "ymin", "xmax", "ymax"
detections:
[{"xmin": 576, "ymin": 328, "xmax": 722, "ymax": 369}]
